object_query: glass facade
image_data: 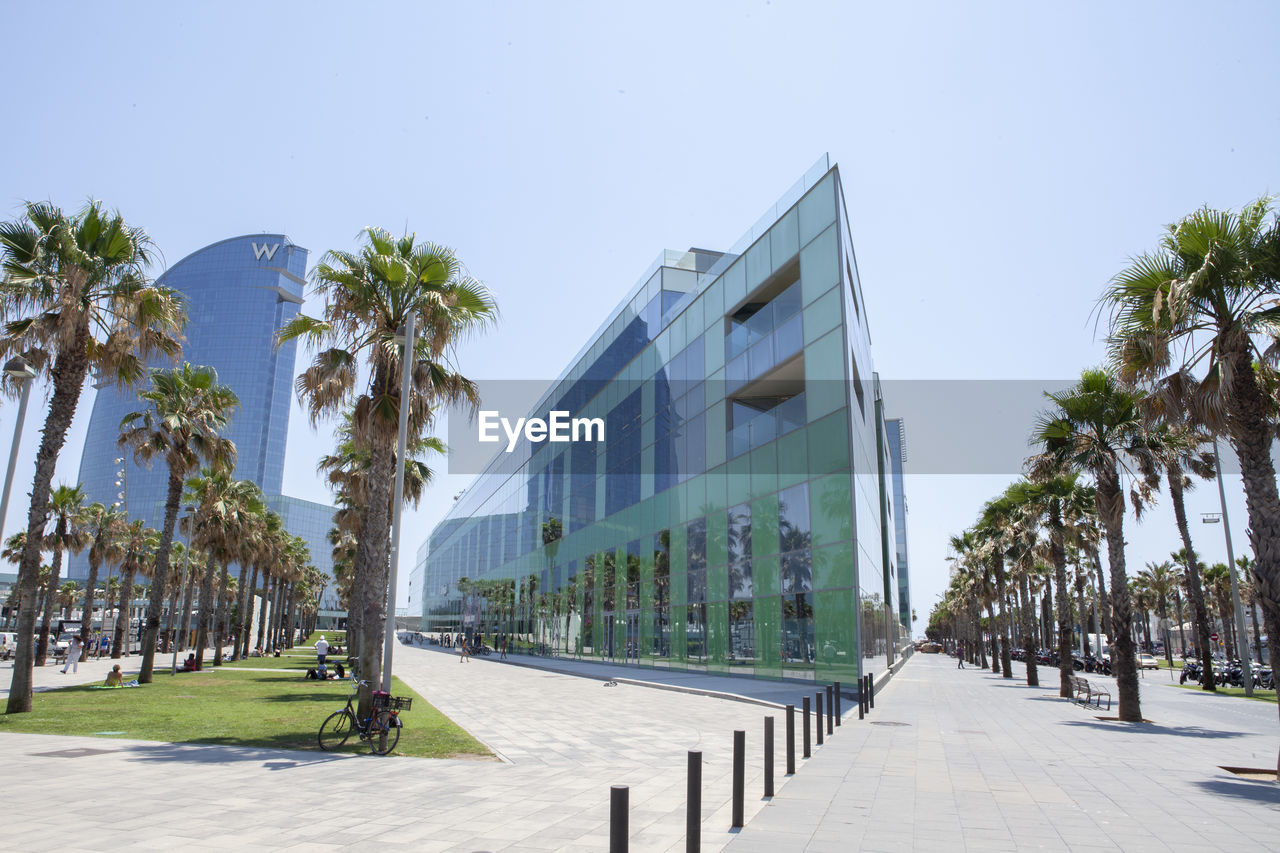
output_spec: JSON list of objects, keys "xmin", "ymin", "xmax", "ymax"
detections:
[
  {"xmin": 416, "ymin": 158, "xmax": 909, "ymax": 684},
  {"xmin": 886, "ymin": 418, "xmax": 911, "ymax": 633},
  {"xmin": 71, "ymin": 235, "xmax": 337, "ymax": 591}
]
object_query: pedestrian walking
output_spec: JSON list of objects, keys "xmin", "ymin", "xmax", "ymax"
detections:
[
  {"xmin": 956, "ymin": 641, "xmax": 965, "ymax": 669},
  {"xmin": 500, "ymin": 635, "xmax": 508, "ymax": 660},
  {"xmin": 61, "ymin": 636, "xmax": 84, "ymax": 674},
  {"xmin": 459, "ymin": 636, "xmax": 471, "ymax": 663},
  {"xmin": 315, "ymin": 634, "xmax": 329, "ymax": 665}
]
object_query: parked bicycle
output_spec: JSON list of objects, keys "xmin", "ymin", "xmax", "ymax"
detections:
[{"xmin": 317, "ymin": 667, "xmax": 411, "ymax": 755}]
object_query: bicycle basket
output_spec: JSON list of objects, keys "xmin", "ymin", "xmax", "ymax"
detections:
[{"xmin": 373, "ymin": 693, "xmax": 412, "ymax": 711}]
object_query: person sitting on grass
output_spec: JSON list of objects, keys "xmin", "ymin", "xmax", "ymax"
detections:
[
  {"xmin": 181, "ymin": 653, "xmax": 197, "ymax": 672},
  {"xmin": 104, "ymin": 665, "xmax": 124, "ymax": 687}
]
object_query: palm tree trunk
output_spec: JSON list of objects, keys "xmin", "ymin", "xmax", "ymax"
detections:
[
  {"xmin": 1096, "ymin": 466, "xmax": 1141, "ymax": 722},
  {"xmin": 37, "ymin": 536, "xmax": 65, "ymax": 667},
  {"xmin": 194, "ymin": 559, "xmax": 220, "ymax": 669},
  {"xmin": 1075, "ymin": 567, "xmax": 1088, "ymax": 657},
  {"xmin": 285, "ymin": 583, "xmax": 298, "ymax": 647},
  {"xmin": 112, "ymin": 566, "xmax": 137, "ymax": 658},
  {"xmin": 1222, "ymin": 348, "xmax": 1280, "ymax": 772},
  {"xmin": 1019, "ymin": 574, "xmax": 1038, "ymax": 686},
  {"xmin": 1174, "ymin": 590, "xmax": 1187, "ymax": 658},
  {"xmin": 256, "ymin": 575, "xmax": 272, "ymax": 653},
  {"xmin": 240, "ymin": 565, "xmax": 259, "ymax": 657},
  {"xmin": 1167, "ymin": 474, "xmax": 1215, "ymax": 688},
  {"xmin": 232, "ymin": 564, "xmax": 252, "ymax": 660},
  {"xmin": 357, "ymin": 432, "xmax": 397, "ymax": 704},
  {"xmin": 79, "ymin": 554, "xmax": 103, "ymax": 654},
  {"xmin": 213, "ymin": 565, "xmax": 231, "ymax": 665},
  {"xmin": 178, "ymin": 564, "xmax": 197, "ymax": 652},
  {"xmin": 1251, "ymin": 600, "xmax": 1264, "ymax": 664},
  {"xmin": 6, "ymin": 336, "xmax": 91, "ymax": 714},
  {"xmin": 986, "ymin": 602, "xmax": 999, "ymax": 672},
  {"xmin": 139, "ymin": 469, "xmax": 183, "ymax": 683},
  {"xmin": 1049, "ymin": 505, "xmax": 1074, "ymax": 697},
  {"xmin": 1086, "ymin": 544, "xmax": 1110, "ymax": 639},
  {"xmin": 165, "ymin": 567, "xmax": 182, "ymax": 654}
]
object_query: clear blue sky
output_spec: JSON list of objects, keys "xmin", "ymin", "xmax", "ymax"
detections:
[{"xmin": 2, "ymin": 2, "xmax": 1277, "ymax": 629}]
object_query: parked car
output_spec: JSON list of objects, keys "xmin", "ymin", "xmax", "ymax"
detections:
[{"xmin": 1137, "ymin": 653, "xmax": 1159, "ymax": 670}]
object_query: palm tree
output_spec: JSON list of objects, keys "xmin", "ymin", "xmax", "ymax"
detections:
[
  {"xmin": 1238, "ymin": 556, "xmax": 1265, "ymax": 663},
  {"xmin": 1139, "ymin": 384, "xmax": 1219, "ymax": 688},
  {"xmin": 119, "ymin": 362, "xmax": 238, "ymax": 680},
  {"xmin": 112, "ymin": 521, "xmax": 157, "ymax": 658},
  {"xmin": 279, "ymin": 227, "xmax": 495, "ymax": 696},
  {"xmin": 974, "ymin": 498, "xmax": 1015, "ymax": 679},
  {"xmin": 1204, "ymin": 563, "xmax": 1236, "ymax": 662},
  {"xmin": 1021, "ymin": 464, "xmax": 1097, "ymax": 697},
  {"xmin": 35, "ymin": 484, "xmax": 89, "ymax": 666},
  {"xmin": 1034, "ymin": 369, "xmax": 1150, "ymax": 721},
  {"xmin": 1, "ymin": 200, "xmax": 184, "ymax": 713},
  {"xmin": 56, "ymin": 581, "xmax": 79, "ymax": 619},
  {"xmin": 78, "ymin": 503, "xmax": 127, "ymax": 654},
  {"xmin": 1140, "ymin": 561, "xmax": 1181, "ymax": 668},
  {"xmin": 1106, "ymin": 197, "xmax": 1280, "ymax": 752},
  {"xmin": 182, "ymin": 470, "xmax": 263, "ymax": 669}
]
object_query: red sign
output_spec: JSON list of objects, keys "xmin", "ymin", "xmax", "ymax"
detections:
[{"xmin": 1210, "ymin": 632, "xmax": 1220, "ymax": 643}]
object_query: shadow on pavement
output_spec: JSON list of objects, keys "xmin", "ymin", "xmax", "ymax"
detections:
[
  {"xmin": 1059, "ymin": 720, "xmax": 1248, "ymax": 739},
  {"xmin": 121, "ymin": 739, "xmax": 350, "ymax": 769},
  {"xmin": 1193, "ymin": 777, "xmax": 1280, "ymax": 805}
]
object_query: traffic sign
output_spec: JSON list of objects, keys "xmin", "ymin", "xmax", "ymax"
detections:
[{"xmin": 1210, "ymin": 632, "xmax": 1219, "ymax": 643}]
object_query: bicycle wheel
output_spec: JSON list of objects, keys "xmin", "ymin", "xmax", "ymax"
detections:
[
  {"xmin": 368, "ymin": 709, "xmax": 401, "ymax": 755},
  {"xmin": 318, "ymin": 710, "xmax": 354, "ymax": 751}
]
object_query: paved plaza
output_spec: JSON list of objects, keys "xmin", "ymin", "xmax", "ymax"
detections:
[{"xmin": 2, "ymin": 647, "xmax": 1279, "ymax": 851}]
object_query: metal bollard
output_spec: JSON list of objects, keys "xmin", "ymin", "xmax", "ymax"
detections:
[
  {"xmin": 816, "ymin": 692, "xmax": 824, "ymax": 745},
  {"xmin": 834, "ymin": 681, "xmax": 842, "ymax": 726},
  {"xmin": 764, "ymin": 716, "xmax": 775, "ymax": 797},
  {"xmin": 610, "ymin": 785, "xmax": 628, "ymax": 853},
  {"xmin": 687, "ymin": 751, "xmax": 701, "ymax": 853},
  {"xmin": 785, "ymin": 704, "xmax": 796, "ymax": 775},
  {"xmin": 868, "ymin": 672, "xmax": 875, "ymax": 709},
  {"xmin": 732, "ymin": 730, "xmax": 745, "ymax": 829},
  {"xmin": 802, "ymin": 696, "xmax": 811, "ymax": 758},
  {"xmin": 826, "ymin": 685, "xmax": 834, "ymax": 736},
  {"xmin": 858, "ymin": 677, "xmax": 865, "ymax": 720}
]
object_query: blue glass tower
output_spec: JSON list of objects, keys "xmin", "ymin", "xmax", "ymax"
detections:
[{"xmin": 71, "ymin": 235, "xmax": 335, "ymax": 590}]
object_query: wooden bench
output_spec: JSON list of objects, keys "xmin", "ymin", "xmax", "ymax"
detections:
[{"xmin": 1070, "ymin": 675, "xmax": 1111, "ymax": 711}]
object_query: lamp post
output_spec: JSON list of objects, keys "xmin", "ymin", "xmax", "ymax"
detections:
[
  {"xmin": 0, "ymin": 356, "xmax": 38, "ymax": 541},
  {"xmin": 1210, "ymin": 438, "xmax": 1253, "ymax": 696},
  {"xmin": 383, "ymin": 313, "xmax": 415, "ymax": 694}
]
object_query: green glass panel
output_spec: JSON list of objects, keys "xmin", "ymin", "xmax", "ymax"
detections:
[
  {"xmin": 727, "ymin": 451, "xmax": 751, "ymax": 507},
  {"xmin": 751, "ymin": 493, "xmax": 780, "ymax": 559},
  {"xmin": 808, "ymin": 410, "xmax": 849, "ymax": 475},
  {"xmin": 687, "ymin": 476, "xmax": 707, "ymax": 519},
  {"xmin": 800, "ymin": 224, "xmax": 839, "ymax": 306},
  {"xmin": 745, "ymin": 238, "xmax": 771, "ymax": 293},
  {"xmin": 753, "ymin": 553, "xmax": 780, "ymax": 597},
  {"xmin": 777, "ymin": 427, "xmax": 808, "ymax": 489},
  {"xmin": 703, "ymin": 466, "xmax": 727, "ymax": 512},
  {"xmin": 771, "ymin": 207, "xmax": 800, "ymax": 271},
  {"xmin": 706, "ymin": 511, "xmax": 728, "ymax": 567},
  {"xmin": 707, "ymin": 599, "xmax": 729, "ymax": 670},
  {"xmin": 702, "ymin": 279, "xmax": 724, "ymax": 327},
  {"xmin": 754, "ymin": 595, "xmax": 782, "ymax": 675},
  {"xmin": 685, "ymin": 299, "xmax": 704, "ymax": 339},
  {"xmin": 705, "ymin": 325, "xmax": 725, "ymax": 374},
  {"xmin": 813, "ymin": 540, "xmax": 854, "ymax": 591},
  {"xmin": 815, "ymin": 588, "xmax": 859, "ymax": 682},
  {"xmin": 798, "ymin": 173, "xmax": 836, "ymax": 246},
  {"xmin": 803, "ymin": 286, "xmax": 841, "ymax": 345},
  {"xmin": 750, "ymin": 442, "xmax": 778, "ymax": 497},
  {"xmin": 708, "ymin": 562, "xmax": 729, "ymax": 603},
  {"xmin": 671, "ymin": 603, "xmax": 687, "ymax": 665},
  {"xmin": 706, "ymin": 401, "xmax": 726, "ymax": 469},
  {"xmin": 723, "ymin": 259, "xmax": 746, "ymax": 311},
  {"xmin": 810, "ymin": 472, "xmax": 854, "ymax": 547}
]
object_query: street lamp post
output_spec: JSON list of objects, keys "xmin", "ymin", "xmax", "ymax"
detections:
[
  {"xmin": 383, "ymin": 313, "xmax": 415, "ymax": 694},
  {"xmin": 0, "ymin": 356, "xmax": 38, "ymax": 541},
  {"xmin": 1211, "ymin": 438, "xmax": 1253, "ymax": 696},
  {"xmin": 111, "ymin": 457, "xmax": 128, "ymax": 657}
]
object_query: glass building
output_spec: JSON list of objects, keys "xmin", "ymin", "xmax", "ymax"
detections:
[
  {"xmin": 416, "ymin": 157, "xmax": 909, "ymax": 683},
  {"xmin": 886, "ymin": 418, "xmax": 911, "ymax": 634},
  {"xmin": 71, "ymin": 235, "xmax": 338, "ymax": 602}
]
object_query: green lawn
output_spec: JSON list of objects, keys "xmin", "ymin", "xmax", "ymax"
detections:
[
  {"xmin": 1173, "ymin": 684, "xmax": 1277, "ymax": 704},
  {"xmin": 0, "ymin": 667, "xmax": 492, "ymax": 759}
]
